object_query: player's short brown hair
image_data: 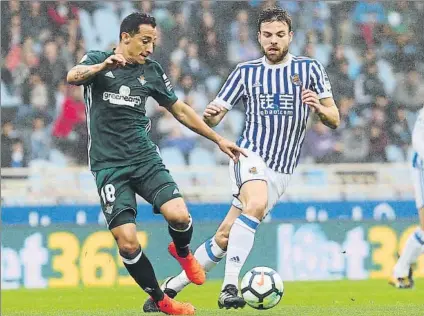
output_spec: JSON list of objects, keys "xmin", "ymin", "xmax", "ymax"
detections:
[{"xmin": 257, "ymin": 7, "xmax": 292, "ymax": 32}]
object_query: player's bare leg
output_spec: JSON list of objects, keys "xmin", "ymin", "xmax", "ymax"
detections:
[
  {"xmin": 160, "ymin": 197, "xmax": 206, "ymax": 285},
  {"xmin": 391, "ymin": 206, "xmax": 424, "ymax": 289},
  {"xmin": 112, "ymin": 221, "xmax": 194, "ymax": 315},
  {"xmin": 143, "ymin": 206, "xmax": 241, "ymax": 313}
]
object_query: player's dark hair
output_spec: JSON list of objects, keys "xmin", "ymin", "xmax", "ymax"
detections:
[
  {"xmin": 257, "ymin": 7, "xmax": 292, "ymax": 32},
  {"xmin": 119, "ymin": 12, "xmax": 156, "ymax": 41}
]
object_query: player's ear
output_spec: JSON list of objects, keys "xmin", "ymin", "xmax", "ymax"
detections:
[
  {"xmin": 288, "ymin": 31, "xmax": 294, "ymax": 44},
  {"xmin": 257, "ymin": 31, "xmax": 261, "ymax": 44},
  {"xmin": 121, "ymin": 32, "xmax": 131, "ymax": 44}
]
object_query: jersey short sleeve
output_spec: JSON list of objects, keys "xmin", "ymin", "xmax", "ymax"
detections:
[
  {"xmin": 213, "ymin": 65, "xmax": 244, "ymax": 110},
  {"xmin": 77, "ymin": 51, "xmax": 110, "ymax": 85},
  {"xmin": 150, "ymin": 62, "xmax": 178, "ymax": 108},
  {"xmin": 309, "ymin": 60, "xmax": 333, "ymax": 99}
]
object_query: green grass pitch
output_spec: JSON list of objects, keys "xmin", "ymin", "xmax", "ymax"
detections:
[{"xmin": 2, "ymin": 279, "xmax": 423, "ymax": 315}]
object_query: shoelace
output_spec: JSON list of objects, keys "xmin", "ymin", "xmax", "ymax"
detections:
[{"xmin": 220, "ymin": 287, "xmax": 238, "ymax": 300}]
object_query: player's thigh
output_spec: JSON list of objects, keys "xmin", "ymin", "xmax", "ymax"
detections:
[
  {"xmin": 131, "ymin": 160, "xmax": 185, "ymax": 217},
  {"xmin": 263, "ymin": 170, "xmax": 291, "ymax": 219},
  {"xmin": 95, "ymin": 167, "xmax": 137, "ymax": 230},
  {"xmin": 239, "ymin": 181, "xmax": 268, "ymax": 218},
  {"xmin": 229, "ymin": 151, "xmax": 268, "ymax": 218},
  {"xmin": 215, "ymin": 205, "xmax": 242, "ymax": 247}
]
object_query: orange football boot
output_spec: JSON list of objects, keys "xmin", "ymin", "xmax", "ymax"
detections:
[
  {"xmin": 156, "ymin": 294, "xmax": 195, "ymax": 315},
  {"xmin": 168, "ymin": 242, "xmax": 206, "ymax": 285}
]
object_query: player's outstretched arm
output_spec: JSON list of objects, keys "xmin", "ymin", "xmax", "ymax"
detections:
[
  {"xmin": 203, "ymin": 103, "xmax": 228, "ymax": 127},
  {"xmin": 169, "ymin": 100, "xmax": 247, "ymax": 162},
  {"xmin": 66, "ymin": 54, "xmax": 127, "ymax": 86}
]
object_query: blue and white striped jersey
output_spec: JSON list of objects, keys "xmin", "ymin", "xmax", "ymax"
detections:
[{"xmin": 213, "ymin": 54, "xmax": 333, "ymax": 174}]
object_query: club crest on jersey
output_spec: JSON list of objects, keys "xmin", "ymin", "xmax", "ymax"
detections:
[
  {"xmin": 138, "ymin": 75, "xmax": 146, "ymax": 85},
  {"xmin": 105, "ymin": 204, "xmax": 113, "ymax": 214},
  {"xmin": 290, "ymin": 74, "xmax": 302, "ymax": 86},
  {"xmin": 249, "ymin": 167, "xmax": 258, "ymax": 174}
]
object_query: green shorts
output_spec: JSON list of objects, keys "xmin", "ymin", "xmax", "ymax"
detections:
[{"xmin": 94, "ymin": 159, "xmax": 182, "ymax": 229}]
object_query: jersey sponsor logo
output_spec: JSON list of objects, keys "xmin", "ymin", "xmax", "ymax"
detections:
[
  {"xmin": 105, "ymin": 71, "xmax": 115, "ymax": 79},
  {"xmin": 102, "ymin": 85, "xmax": 141, "ymax": 107},
  {"xmin": 162, "ymin": 73, "xmax": 173, "ymax": 92},
  {"xmin": 119, "ymin": 85, "xmax": 130, "ymax": 95},
  {"xmin": 259, "ymin": 93, "xmax": 294, "ymax": 116}
]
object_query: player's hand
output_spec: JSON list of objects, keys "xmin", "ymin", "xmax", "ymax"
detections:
[
  {"xmin": 217, "ymin": 137, "xmax": 248, "ymax": 163},
  {"xmin": 101, "ymin": 54, "xmax": 127, "ymax": 70},
  {"xmin": 302, "ymin": 89, "xmax": 322, "ymax": 113},
  {"xmin": 203, "ymin": 103, "xmax": 225, "ymax": 118}
]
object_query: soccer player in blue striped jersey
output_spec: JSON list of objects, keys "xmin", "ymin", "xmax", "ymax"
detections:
[
  {"xmin": 390, "ymin": 107, "xmax": 424, "ymax": 289},
  {"xmin": 143, "ymin": 7, "xmax": 340, "ymax": 312}
]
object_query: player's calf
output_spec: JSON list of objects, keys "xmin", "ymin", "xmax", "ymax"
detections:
[
  {"xmin": 167, "ymin": 215, "xmax": 193, "ymax": 258},
  {"xmin": 222, "ymin": 213, "xmax": 261, "ymax": 288},
  {"xmin": 112, "ymin": 222, "xmax": 165, "ymax": 301},
  {"xmin": 161, "ymin": 197, "xmax": 194, "ymax": 258}
]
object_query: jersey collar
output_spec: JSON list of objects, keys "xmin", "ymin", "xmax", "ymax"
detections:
[{"xmin": 262, "ymin": 53, "xmax": 293, "ymax": 69}]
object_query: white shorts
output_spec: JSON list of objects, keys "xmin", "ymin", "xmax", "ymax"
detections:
[
  {"xmin": 412, "ymin": 114, "xmax": 424, "ymax": 209},
  {"xmin": 229, "ymin": 150, "xmax": 291, "ymax": 217}
]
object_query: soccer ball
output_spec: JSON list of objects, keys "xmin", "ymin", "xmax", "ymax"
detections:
[{"xmin": 240, "ymin": 266, "xmax": 284, "ymax": 310}]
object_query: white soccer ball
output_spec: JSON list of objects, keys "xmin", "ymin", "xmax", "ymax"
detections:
[{"xmin": 240, "ymin": 266, "xmax": 284, "ymax": 310}]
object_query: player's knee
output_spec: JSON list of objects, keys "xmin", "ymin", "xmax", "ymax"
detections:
[
  {"xmin": 243, "ymin": 199, "xmax": 267, "ymax": 220},
  {"xmin": 117, "ymin": 240, "xmax": 140, "ymax": 256},
  {"xmin": 113, "ymin": 232, "xmax": 140, "ymax": 255},
  {"xmin": 168, "ymin": 212, "xmax": 191, "ymax": 230}
]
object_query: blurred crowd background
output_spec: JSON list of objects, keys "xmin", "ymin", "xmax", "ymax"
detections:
[{"xmin": 2, "ymin": 0, "xmax": 424, "ymax": 169}]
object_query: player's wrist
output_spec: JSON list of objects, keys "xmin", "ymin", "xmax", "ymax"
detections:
[
  {"xmin": 315, "ymin": 103, "xmax": 324, "ymax": 114},
  {"xmin": 204, "ymin": 116, "xmax": 217, "ymax": 128},
  {"xmin": 97, "ymin": 62, "xmax": 108, "ymax": 72},
  {"xmin": 215, "ymin": 135, "xmax": 224, "ymax": 145}
]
